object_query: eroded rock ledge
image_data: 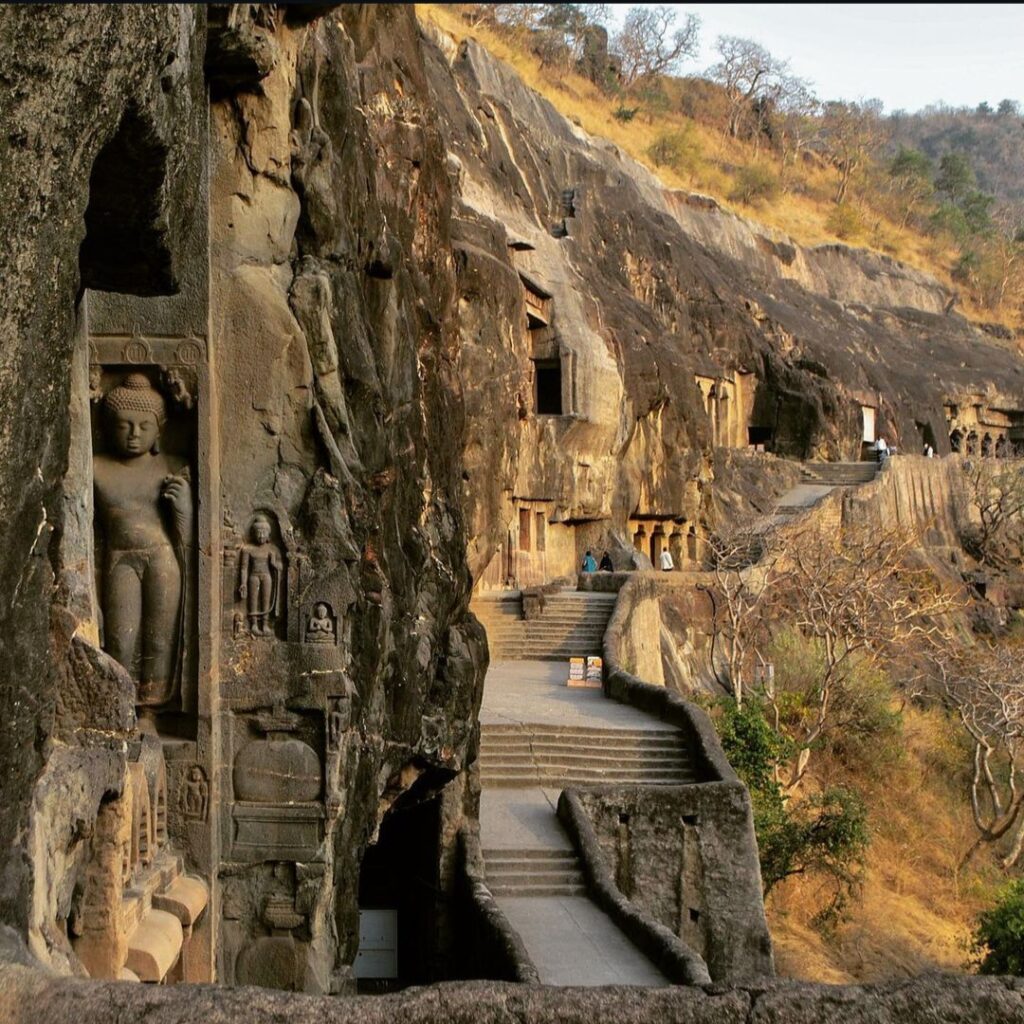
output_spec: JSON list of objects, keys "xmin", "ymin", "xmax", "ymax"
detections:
[{"xmin": 0, "ymin": 962, "xmax": 1020, "ymax": 1024}]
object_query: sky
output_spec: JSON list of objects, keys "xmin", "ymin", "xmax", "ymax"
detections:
[{"xmin": 608, "ymin": 4, "xmax": 1024, "ymax": 114}]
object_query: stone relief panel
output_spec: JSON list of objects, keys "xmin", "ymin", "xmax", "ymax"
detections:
[
  {"xmin": 221, "ymin": 861, "xmax": 322, "ymax": 990},
  {"xmin": 237, "ymin": 513, "xmax": 285, "ymax": 638},
  {"xmin": 231, "ymin": 705, "xmax": 325, "ymax": 863},
  {"xmin": 180, "ymin": 765, "xmax": 209, "ymax": 823},
  {"xmin": 305, "ymin": 601, "xmax": 337, "ymax": 645},
  {"xmin": 90, "ymin": 341, "xmax": 201, "ymax": 726}
]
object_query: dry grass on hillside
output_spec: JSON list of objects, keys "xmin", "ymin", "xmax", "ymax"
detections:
[
  {"xmin": 417, "ymin": 4, "xmax": 1001, "ymax": 328},
  {"xmin": 767, "ymin": 706, "xmax": 1000, "ymax": 983}
]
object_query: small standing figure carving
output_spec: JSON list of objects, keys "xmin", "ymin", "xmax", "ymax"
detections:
[
  {"xmin": 181, "ymin": 766, "xmax": 209, "ymax": 822},
  {"xmin": 306, "ymin": 602, "xmax": 335, "ymax": 644},
  {"xmin": 238, "ymin": 513, "xmax": 283, "ymax": 637}
]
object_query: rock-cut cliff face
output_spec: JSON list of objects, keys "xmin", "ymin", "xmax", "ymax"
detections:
[
  {"xmin": 2, "ymin": 0, "xmax": 1024, "ymax": 1002},
  {"xmin": 0, "ymin": 3, "xmax": 483, "ymax": 991},
  {"xmin": 423, "ymin": 31, "xmax": 1024, "ymax": 583}
]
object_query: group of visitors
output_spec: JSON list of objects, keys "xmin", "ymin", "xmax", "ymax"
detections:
[
  {"xmin": 580, "ymin": 550, "xmax": 614, "ymax": 573},
  {"xmin": 876, "ymin": 437, "xmax": 936, "ymax": 460},
  {"xmin": 581, "ymin": 548, "xmax": 675, "ymax": 573}
]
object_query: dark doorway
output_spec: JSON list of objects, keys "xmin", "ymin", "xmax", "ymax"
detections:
[
  {"xmin": 356, "ymin": 795, "xmax": 443, "ymax": 992},
  {"xmin": 534, "ymin": 359, "xmax": 562, "ymax": 415}
]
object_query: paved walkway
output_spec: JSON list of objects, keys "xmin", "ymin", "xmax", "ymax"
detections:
[
  {"xmin": 480, "ymin": 660, "xmax": 671, "ymax": 986},
  {"xmin": 498, "ymin": 895, "xmax": 669, "ymax": 986},
  {"xmin": 481, "ymin": 660, "xmax": 669, "ymax": 730}
]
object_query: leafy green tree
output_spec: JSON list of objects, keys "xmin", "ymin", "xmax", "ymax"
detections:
[
  {"xmin": 729, "ymin": 164, "xmax": 780, "ymax": 207},
  {"xmin": 971, "ymin": 879, "xmax": 1024, "ymax": 975},
  {"xmin": 936, "ymin": 152, "xmax": 977, "ymax": 204},
  {"xmin": 888, "ymin": 147, "xmax": 934, "ymax": 229},
  {"xmin": 716, "ymin": 698, "xmax": 870, "ymax": 920}
]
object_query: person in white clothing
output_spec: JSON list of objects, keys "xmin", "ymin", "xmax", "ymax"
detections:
[{"xmin": 659, "ymin": 548, "xmax": 675, "ymax": 571}]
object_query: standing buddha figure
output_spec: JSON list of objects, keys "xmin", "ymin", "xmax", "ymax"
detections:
[{"xmin": 93, "ymin": 373, "xmax": 193, "ymax": 720}]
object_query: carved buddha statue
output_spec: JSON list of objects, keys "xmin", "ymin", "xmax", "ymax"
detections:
[
  {"xmin": 306, "ymin": 602, "xmax": 335, "ymax": 644},
  {"xmin": 238, "ymin": 514, "xmax": 283, "ymax": 637},
  {"xmin": 93, "ymin": 373, "xmax": 193, "ymax": 718}
]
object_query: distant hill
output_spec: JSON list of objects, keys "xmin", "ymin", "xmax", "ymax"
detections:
[{"xmin": 887, "ymin": 104, "xmax": 1024, "ymax": 204}]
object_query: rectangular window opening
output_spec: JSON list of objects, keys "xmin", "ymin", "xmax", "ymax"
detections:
[
  {"xmin": 534, "ymin": 359, "xmax": 562, "ymax": 415},
  {"xmin": 518, "ymin": 508, "xmax": 531, "ymax": 552}
]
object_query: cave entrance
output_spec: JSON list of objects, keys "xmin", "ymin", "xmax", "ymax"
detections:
[
  {"xmin": 355, "ymin": 794, "xmax": 443, "ymax": 992},
  {"xmin": 747, "ymin": 426, "xmax": 772, "ymax": 449},
  {"xmin": 534, "ymin": 359, "xmax": 563, "ymax": 415},
  {"xmin": 916, "ymin": 420, "xmax": 937, "ymax": 454}
]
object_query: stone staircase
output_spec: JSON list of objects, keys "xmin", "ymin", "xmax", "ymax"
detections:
[
  {"xmin": 800, "ymin": 461, "xmax": 878, "ymax": 487},
  {"xmin": 483, "ymin": 848, "xmax": 587, "ymax": 897},
  {"xmin": 472, "ymin": 591, "xmax": 617, "ymax": 661},
  {"xmin": 479, "ymin": 723, "xmax": 697, "ymax": 788}
]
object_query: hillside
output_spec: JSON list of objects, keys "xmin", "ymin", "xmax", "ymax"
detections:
[{"xmin": 418, "ymin": 4, "xmax": 1022, "ymax": 331}]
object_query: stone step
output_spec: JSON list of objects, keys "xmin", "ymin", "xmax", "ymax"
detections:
[
  {"xmin": 480, "ymin": 766, "xmax": 697, "ymax": 783},
  {"xmin": 482, "ymin": 774, "xmax": 694, "ymax": 788},
  {"xmin": 479, "ymin": 745, "xmax": 688, "ymax": 761},
  {"xmin": 487, "ymin": 650, "xmax": 603, "ymax": 661},
  {"xmin": 481, "ymin": 724, "xmax": 678, "ymax": 738},
  {"xmin": 488, "ymin": 884, "xmax": 588, "ymax": 897},
  {"xmin": 479, "ymin": 735, "xmax": 688, "ymax": 751},
  {"xmin": 479, "ymin": 753, "xmax": 692, "ymax": 769},
  {"xmin": 485, "ymin": 869, "xmax": 585, "ymax": 886},
  {"xmin": 490, "ymin": 614, "xmax": 610, "ymax": 623},
  {"xmin": 483, "ymin": 847, "xmax": 576, "ymax": 860}
]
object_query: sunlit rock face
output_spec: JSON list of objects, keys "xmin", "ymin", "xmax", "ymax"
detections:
[
  {"xmin": 424, "ymin": 33, "xmax": 1024, "ymax": 585},
  {"xmin": 1, "ymin": 4, "xmax": 483, "ymax": 990}
]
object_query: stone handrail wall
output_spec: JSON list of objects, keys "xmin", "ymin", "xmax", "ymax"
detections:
[
  {"xmin": 842, "ymin": 454, "xmax": 965, "ymax": 544},
  {"xmin": 556, "ymin": 790, "xmax": 712, "ymax": 985},
  {"xmin": 603, "ymin": 572, "xmax": 739, "ymax": 784},
  {"xmin": 598, "ymin": 572, "xmax": 774, "ymax": 981},
  {"xmin": 457, "ymin": 826, "xmax": 540, "ymax": 984}
]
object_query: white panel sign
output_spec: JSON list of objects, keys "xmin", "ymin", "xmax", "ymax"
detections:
[
  {"xmin": 862, "ymin": 406, "xmax": 876, "ymax": 443},
  {"xmin": 354, "ymin": 908, "xmax": 398, "ymax": 979}
]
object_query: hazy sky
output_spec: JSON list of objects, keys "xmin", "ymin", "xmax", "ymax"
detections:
[{"xmin": 609, "ymin": 4, "xmax": 1024, "ymax": 113}]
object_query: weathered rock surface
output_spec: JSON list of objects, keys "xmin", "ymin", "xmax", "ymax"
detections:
[
  {"xmin": 0, "ymin": 963, "xmax": 1022, "ymax": 1024},
  {"xmin": 0, "ymin": 0, "xmax": 207, "ymax": 941},
  {"xmin": 424, "ymin": 30, "xmax": 1024, "ymax": 580}
]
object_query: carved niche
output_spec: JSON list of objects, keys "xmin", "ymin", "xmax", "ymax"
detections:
[
  {"xmin": 305, "ymin": 601, "xmax": 337, "ymax": 645},
  {"xmin": 90, "ymin": 338, "xmax": 201, "ymax": 721},
  {"xmin": 233, "ymin": 509, "xmax": 290, "ymax": 640}
]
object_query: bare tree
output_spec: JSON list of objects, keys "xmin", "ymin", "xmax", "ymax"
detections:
[
  {"xmin": 762, "ymin": 521, "xmax": 959, "ymax": 788},
  {"xmin": 775, "ymin": 76, "xmax": 820, "ymax": 184},
  {"xmin": 961, "ymin": 456, "xmax": 1024, "ymax": 564},
  {"xmin": 935, "ymin": 644, "xmax": 1024, "ymax": 868},
  {"xmin": 612, "ymin": 5, "xmax": 700, "ymax": 87},
  {"xmin": 708, "ymin": 35, "xmax": 789, "ymax": 139},
  {"xmin": 820, "ymin": 98, "xmax": 886, "ymax": 204},
  {"xmin": 705, "ymin": 517, "xmax": 787, "ymax": 707}
]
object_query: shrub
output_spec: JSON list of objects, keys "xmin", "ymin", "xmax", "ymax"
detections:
[
  {"xmin": 645, "ymin": 127, "xmax": 700, "ymax": 176},
  {"xmin": 728, "ymin": 164, "xmax": 781, "ymax": 207},
  {"xmin": 613, "ymin": 104, "xmax": 640, "ymax": 123},
  {"xmin": 715, "ymin": 695, "xmax": 870, "ymax": 920},
  {"xmin": 826, "ymin": 202, "xmax": 866, "ymax": 240},
  {"xmin": 971, "ymin": 879, "xmax": 1024, "ymax": 975}
]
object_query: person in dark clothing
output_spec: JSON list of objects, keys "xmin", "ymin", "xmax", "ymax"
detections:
[{"xmin": 598, "ymin": 551, "xmax": 614, "ymax": 572}]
